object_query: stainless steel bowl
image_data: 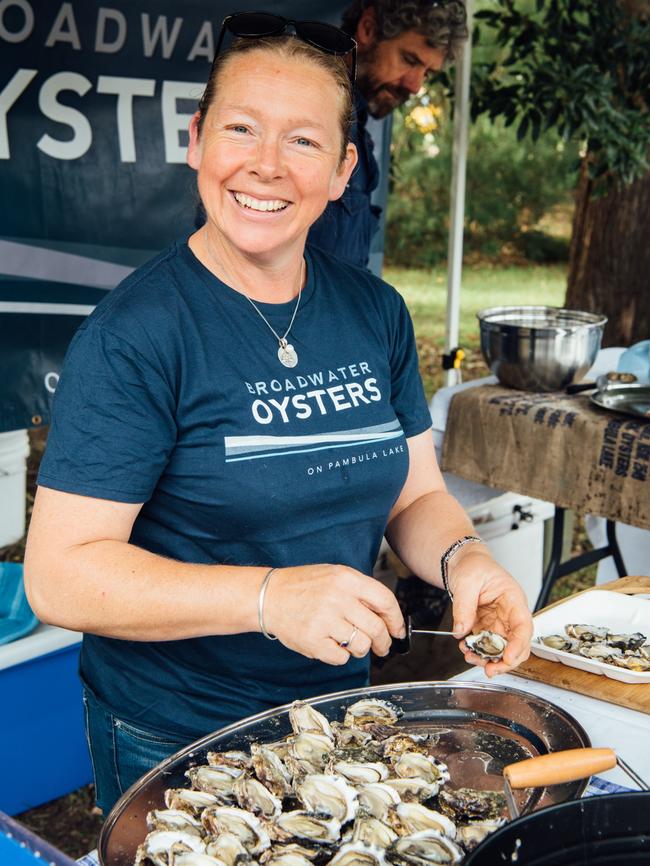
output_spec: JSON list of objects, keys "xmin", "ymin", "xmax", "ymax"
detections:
[{"xmin": 477, "ymin": 306, "xmax": 607, "ymax": 392}]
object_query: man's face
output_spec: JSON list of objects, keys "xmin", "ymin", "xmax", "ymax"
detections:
[{"xmin": 356, "ymin": 29, "xmax": 447, "ymax": 119}]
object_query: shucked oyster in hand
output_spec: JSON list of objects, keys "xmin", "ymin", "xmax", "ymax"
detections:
[{"xmin": 464, "ymin": 630, "xmax": 508, "ymax": 661}]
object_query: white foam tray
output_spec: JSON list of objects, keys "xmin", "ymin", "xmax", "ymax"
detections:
[{"xmin": 531, "ymin": 590, "xmax": 650, "ymax": 684}]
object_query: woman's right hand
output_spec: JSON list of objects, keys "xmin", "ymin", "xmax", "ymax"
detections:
[{"xmin": 262, "ymin": 565, "xmax": 406, "ymax": 665}]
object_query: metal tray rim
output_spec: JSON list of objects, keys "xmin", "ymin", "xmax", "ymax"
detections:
[{"xmin": 590, "ymin": 383, "xmax": 650, "ymax": 419}]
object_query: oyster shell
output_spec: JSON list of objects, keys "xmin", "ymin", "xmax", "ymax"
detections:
[
  {"xmin": 234, "ymin": 775, "xmax": 282, "ymax": 818},
  {"xmin": 169, "ymin": 854, "xmax": 227, "ymax": 866},
  {"xmin": 382, "ymin": 734, "xmax": 429, "ymax": 760},
  {"xmin": 351, "ymin": 815, "xmax": 398, "ymax": 849},
  {"xmin": 539, "ymin": 627, "xmax": 650, "ymax": 671},
  {"xmin": 464, "ymin": 630, "xmax": 507, "ymax": 661},
  {"xmin": 383, "ymin": 778, "xmax": 442, "ymax": 803},
  {"xmin": 578, "ymin": 643, "xmax": 622, "ymax": 661},
  {"xmin": 387, "ymin": 803, "xmax": 456, "ymax": 840},
  {"xmin": 387, "ymin": 829, "xmax": 463, "ymax": 865},
  {"xmin": 331, "ymin": 722, "xmax": 375, "ymax": 749},
  {"xmin": 611, "ymin": 654, "xmax": 650, "ymax": 672},
  {"xmin": 207, "ymin": 751, "xmax": 253, "ymax": 771},
  {"xmin": 260, "ymin": 844, "xmax": 321, "ymax": 863},
  {"xmin": 134, "ymin": 831, "xmax": 205, "ymax": 866},
  {"xmin": 264, "ymin": 739, "xmax": 292, "ymax": 761},
  {"xmin": 204, "ymin": 832, "xmax": 251, "ymax": 866},
  {"xmin": 329, "ymin": 760, "xmax": 390, "ymax": 785},
  {"xmin": 331, "ymin": 744, "xmax": 385, "ymax": 765},
  {"xmin": 328, "ymin": 841, "xmax": 387, "ymax": 866},
  {"xmin": 456, "ymin": 819, "xmax": 506, "ymax": 853},
  {"xmin": 296, "ymin": 773, "xmax": 358, "ymax": 823},
  {"xmin": 263, "ymin": 852, "xmax": 313, "ymax": 866},
  {"xmin": 538, "ymin": 634, "xmax": 578, "ymax": 652},
  {"xmin": 164, "ymin": 789, "xmax": 220, "ymax": 816},
  {"xmin": 607, "ymin": 632, "xmax": 646, "ymax": 652},
  {"xmin": 637, "ymin": 644, "xmax": 650, "ymax": 661},
  {"xmin": 343, "ymin": 699, "xmax": 401, "ymax": 728},
  {"xmin": 251, "ymin": 744, "xmax": 293, "ymax": 798},
  {"xmin": 289, "ymin": 701, "xmax": 334, "ymax": 740},
  {"xmin": 286, "ymin": 732, "xmax": 334, "ymax": 776},
  {"xmin": 392, "ymin": 753, "xmax": 449, "ymax": 787},
  {"xmin": 201, "ymin": 806, "xmax": 271, "ymax": 855},
  {"xmin": 146, "ymin": 809, "xmax": 204, "ymax": 836},
  {"xmin": 185, "ymin": 765, "xmax": 243, "ymax": 801},
  {"xmin": 565, "ymin": 624, "xmax": 609, "ymax": 642},
  {"xmin": 437, "ymin": 788, "xmax": 506, "ymax": 823},
  {"xmin": 357, "ymin": 783, "xmax": 401, "ymax": 820},
  {"xmin": 271, "ymin": 810, "xmax": 342, "ymax": 845}
]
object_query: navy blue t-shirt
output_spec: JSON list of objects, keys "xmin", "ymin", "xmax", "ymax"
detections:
[
  {"xmin": 308, "ymin": 92, "xmax": 381, "ymax": 268},
  {"xmin": 38, "ymin": 241, "xmax": 431, "ymax": 738}
]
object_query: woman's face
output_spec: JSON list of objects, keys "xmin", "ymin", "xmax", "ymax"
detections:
[{"xmin": 187, "ymin": 51, "xmax": 357, "ymax": 262}]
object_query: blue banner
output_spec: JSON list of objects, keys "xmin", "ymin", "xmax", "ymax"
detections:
[{"xmin": 0, "ymin": 0, "xmax": 370, "ymax": 431}]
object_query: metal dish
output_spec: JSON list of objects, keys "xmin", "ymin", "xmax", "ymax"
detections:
[
  {"xmin": 590, "ymin": 383, "xmax": 650, "ymax": 419},
  {"xmin": 98, "ymin": 680, "xmax": 590, "ymax": 866},
  {"xmin": 477, "ymin": 306, "xmax": 606, "ymax": 392}
]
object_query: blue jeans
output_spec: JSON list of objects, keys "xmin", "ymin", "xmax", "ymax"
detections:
[{"xmin": 82, "ymin": 686, "xmax": 191, "ymax": 815}]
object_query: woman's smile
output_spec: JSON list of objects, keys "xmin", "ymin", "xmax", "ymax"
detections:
[{"xmin": 230, "ymin": 190, "xmax": 292, "ymax": 215}]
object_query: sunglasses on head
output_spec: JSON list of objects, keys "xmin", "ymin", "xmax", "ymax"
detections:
[{"xmin": 214, "ymin": 11, "xmax": 357, "ymax": 84}]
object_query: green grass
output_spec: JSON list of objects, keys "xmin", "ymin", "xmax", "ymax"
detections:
[
  {"xmin": 384, "ymin": 263, "xmax": 568, "ymax": 397},
  {"xmin": 385, "ymin": 262, "xmax": 599, "ymax": 593}
]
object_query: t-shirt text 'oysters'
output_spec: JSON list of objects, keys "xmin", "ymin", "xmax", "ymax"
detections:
[{"xmin": 246, "ymin": 365, "xmax": 381, "ymax": 425}]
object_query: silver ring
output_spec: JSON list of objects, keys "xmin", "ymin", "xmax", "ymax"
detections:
[{"xmin": 339, "ymin": 626, "xmax": 359, "ymax": 649}]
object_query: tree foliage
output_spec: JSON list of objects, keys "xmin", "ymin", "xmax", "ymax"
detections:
[
  {"xmin": 385, "ymin": 95, "xmax": 578, "ymax": 267},
  {"xmin": 471, "ymin": 0, "xmax": 650, "ymax": 188}
]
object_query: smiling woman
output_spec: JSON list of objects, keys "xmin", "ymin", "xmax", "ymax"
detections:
[
  {"xmin": 24, "ymin": 14, "xmax": 533, "ymax": 819},
  {"xmin": 187, "ymin": 37, "xmax": 357, "ymax": 288}
]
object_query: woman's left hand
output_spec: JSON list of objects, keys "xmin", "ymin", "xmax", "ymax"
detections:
[{"xmin": 447, "ymin": 545, "xmax": 534, "ymax": 676}]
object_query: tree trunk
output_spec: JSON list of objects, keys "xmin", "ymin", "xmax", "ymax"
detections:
[{"xmin": 565, "ymin": 163, "xmax": 650, "ymax": 347}]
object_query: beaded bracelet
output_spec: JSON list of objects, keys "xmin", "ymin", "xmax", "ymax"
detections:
[
  {"xmin": 440, "ymin": 535, "xmax": 483, "ymax": 601},
  {"xmin": 258, "ymin": 567, "xmax": 278, "ymax": 640}
]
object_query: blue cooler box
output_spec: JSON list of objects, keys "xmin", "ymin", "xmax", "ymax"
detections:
[
  {"xmin": 0, "ymin": 625, "xmax": 93, "ymax": 815},
  {"xmin": 0, "ymin": 808, "xmax": 76, "ymax": 865}
]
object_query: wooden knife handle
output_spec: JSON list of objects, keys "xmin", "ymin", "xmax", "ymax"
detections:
[{"xmin": 504, "ymin": 748, "xmax": 617, "ymax": 789}]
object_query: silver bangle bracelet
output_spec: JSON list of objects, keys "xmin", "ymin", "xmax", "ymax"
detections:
[
  {"xmin": 258, "ymin": 567, "xmax": 278, "ymax": 640},
  {"xmin": 440, "ymin": 535, "xmax": 483, "ymax": 601}
]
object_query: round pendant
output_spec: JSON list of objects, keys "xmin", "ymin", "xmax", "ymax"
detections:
[{"xmin": 278, "ymin": 343, "xmax": 298, "ymax": 368}]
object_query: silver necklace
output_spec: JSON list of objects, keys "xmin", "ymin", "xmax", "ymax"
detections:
[{"xmin": 242, "ymin": 259, "xmax": 304, "ymax": 368}]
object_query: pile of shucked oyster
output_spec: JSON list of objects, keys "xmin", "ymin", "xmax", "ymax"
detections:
[
  {"xmin": 135, "ymin": 698, "xmax": 507, "ymax": 866},
  {"xmin": 537, "ymin": 624, "xmax": 650, "ymax": 672}
]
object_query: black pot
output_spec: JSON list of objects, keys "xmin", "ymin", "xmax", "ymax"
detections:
[{"xmin": 465, "ymin": 792, "xmax": 650, "ymax": 866}]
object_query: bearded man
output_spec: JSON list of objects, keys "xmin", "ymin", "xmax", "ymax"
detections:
[{"xmin": 308, "ymin": 0, "xmax": 468, "ymax": 269}]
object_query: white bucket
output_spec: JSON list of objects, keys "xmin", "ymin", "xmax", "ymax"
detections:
[{"xmin": 0, "ymin": 429, "xmax": 30, "ymax": 548}]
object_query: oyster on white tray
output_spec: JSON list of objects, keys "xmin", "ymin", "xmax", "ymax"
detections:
[{"xmin": 530, "ymin": 590, "xmax": 650, "ymax": 684}]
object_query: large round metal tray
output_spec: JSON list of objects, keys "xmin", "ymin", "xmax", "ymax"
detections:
[{"xmin": 99, "ymin": 681, "xmax": 591, "ymax": 866}]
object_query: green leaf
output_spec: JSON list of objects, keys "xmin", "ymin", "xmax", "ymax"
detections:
[
  {"xmin": 545, "ymin": 102, "xmax": 562, "ymax": 130},
  {"xmin": 517, "ymin": 116, "xmax": 530, "ymax": 140}
]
